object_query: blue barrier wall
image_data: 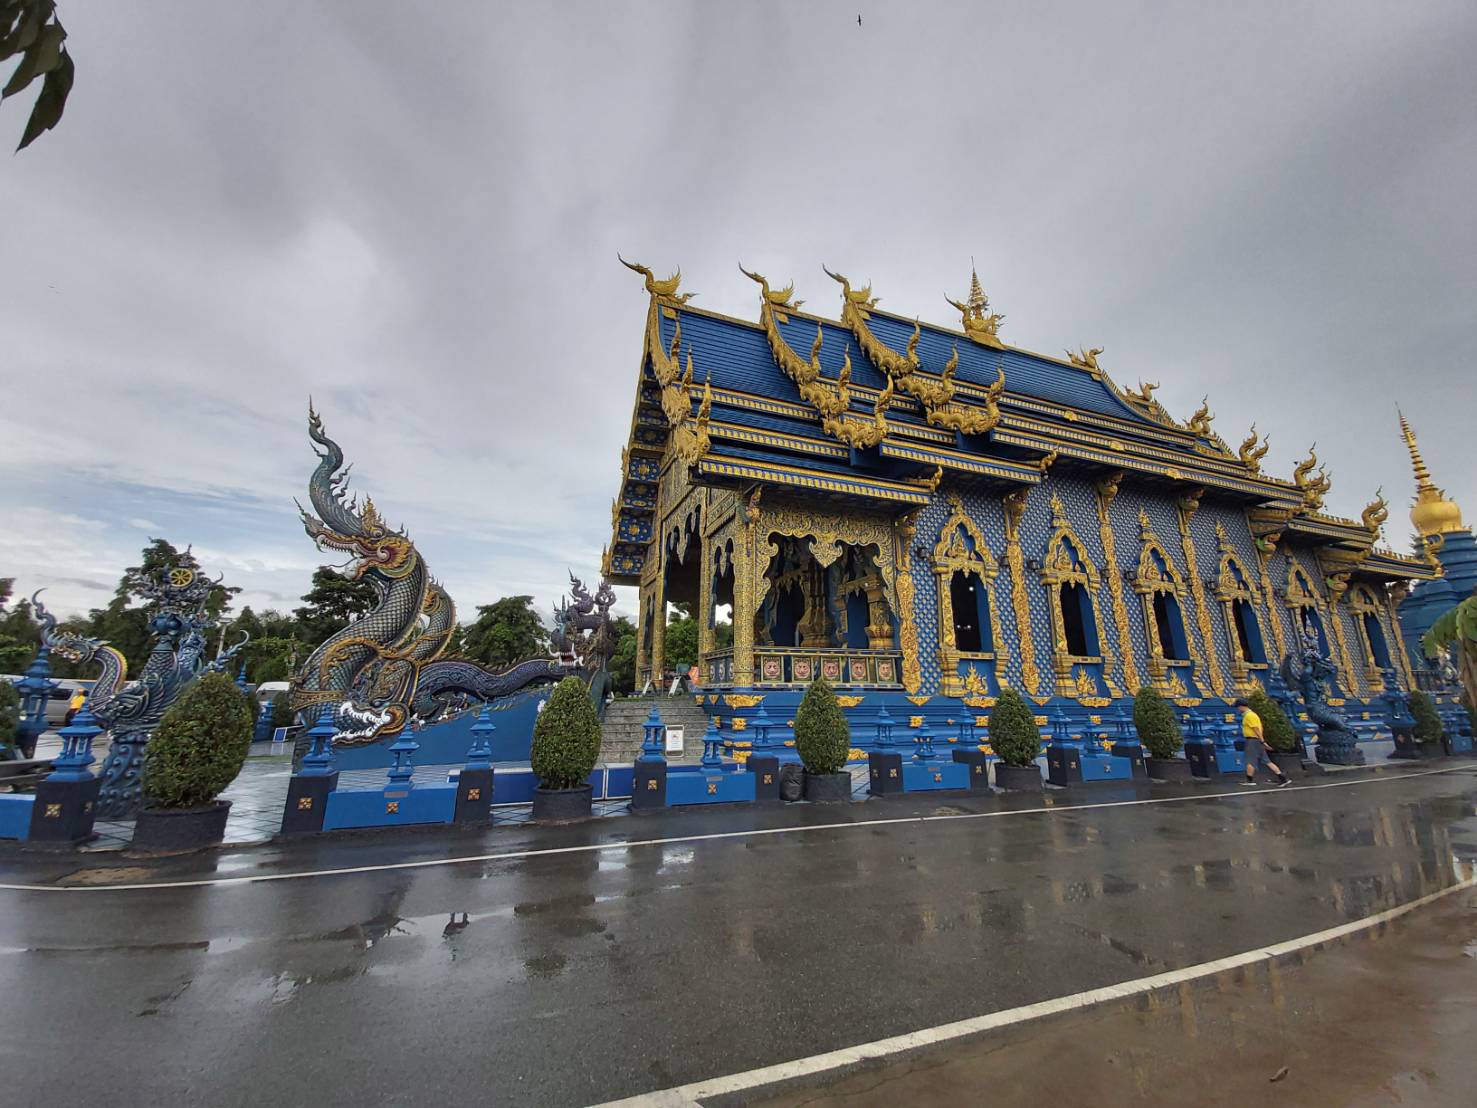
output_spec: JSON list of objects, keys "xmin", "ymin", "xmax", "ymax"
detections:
[
  {"xmin": 0, "ymin": 795, "xmax": 35, "ymax": 841},
  {"xmin": 331, "ymin": 686, "xmax": 553, "ymax": 771}
]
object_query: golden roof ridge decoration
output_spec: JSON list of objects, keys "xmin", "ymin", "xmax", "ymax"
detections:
[
  {"xmin": 1292, "ymin": 444, "xmax": 1332, "ymax": 513},
  {"xmin": 1066, "ymin": 346, "xmax": 1103, "ymax": 371},
  {"xmin": 619, "ymin": 254, "xmax": 697, "ymax": 304},
  {"xmin": 824, "ymin": 265, "xmax": 1003, "ymax": 436},
  {"xmin": 1238, "ymin": 425, "xmax": 1270, "ymax": 473},
  {"xmin": 944, "ymin": 262, "xmax": 1006, "ymax": 349},
  {"xmin": 741, "ymin": 265, "xmax": 891, "ymax": 450},
  {"xmin": 1186, "ymin": 396, "xmax": 1214, "ymax": 438},
  {"xmin": 1360, "ymin": 488, "xmax": 1389, "ymax": 536}
]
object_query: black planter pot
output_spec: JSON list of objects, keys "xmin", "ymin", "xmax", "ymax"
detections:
[
  {"xmin": 129, "ymin": 800, "xmax": 231, "ymax": 855},
  {"xmin": 1146, "ymin": 757, "xmax": 1194, "ymax": 781},
  {"xmin": 803, "ymin": 771, "xmax": 852, "ymax": 803},
  {"xmin": 533, "ymin": 784, "xmax": 593, "ymax": 823},
  {"xmin": 993, "ymin": 763, "xmax": 1044, "ymax": 792},
  {"xmin": 1269, "ymin": 750, "xmax": 1304, "ymax": 776}
]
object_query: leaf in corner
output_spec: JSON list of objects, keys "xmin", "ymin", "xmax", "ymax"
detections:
[{"xmin": 16, "ymin": 43, "xmax": 69, "ymax": 150}]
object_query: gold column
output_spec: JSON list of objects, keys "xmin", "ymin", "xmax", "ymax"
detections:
[
  {"xmin": 1387, "ymin": 584, "xmax": 1416, "ymax": 687},
  {"xmin": 649, "ymin": 554, "xmax": 667, "ymax": 684},
  {"xmin": 1255, "ymin": 549, "xmax": 1288, "ymax": 660},
  {"xmin": 732, "ymin": 491, "xmax": 759, "ymax": 685},
  {"xmin": 1095, "ymin": 472, "xmax": 1137, "ymax": 694},
  {"xmin": 1322, "ymin": 574, "xmax": 1361, "ymax": 696},
  {"xmin": 1176, "ymin": 489, "xmax": 1227, "ymax": 697},
  {"xmin": 697, "ymin": 532, "xmax": 715, "ymax": 664},
  {"xmin": 896, "ymin": 511, "xmax": 923, "ymax": 694},
  {"xmin": 1003, "ymin": 488, "xmax": 1043, "ymax": 696}
]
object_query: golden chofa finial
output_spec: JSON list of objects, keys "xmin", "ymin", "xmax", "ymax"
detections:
[
  {"xmin": 1066, "ymin": 347, "xmax": 1103, "ymax": 371},
  {"xmin": 1238, "ymin": 425, "xmax": 1270, "ymax": 473},
  {"xmin": 945, "ymin": 261, "xmax": 1005, "ymax": 349},
  {"xmin": 1361, "ymin": 488, "xmax": 1389, "ymax": 534},
  {"xmin": 1186, "ymin": 397, "xmax": 1214, "ymax": 437},
  {"xmin": 739, "ymin": 264, "xmax": 802, "ymax": 310},
  {"xmin": 1398, "ymin": 410, "xmax": 1465, "ymax": 536},
  {"xmin": 618, "ymin": 255, "xmax": 696, "ymax": 303}
]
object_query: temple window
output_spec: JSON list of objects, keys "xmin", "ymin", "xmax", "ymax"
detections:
[
  {"xmin": 1363, "ymin": 613, "xmax": 1391, "ymax": 669},
  {"xmin": 1152, "ymin": 591, "xmax": 1189, "ymax": 661},
  {"xmin": 931, "ymin": 494, "xmax": 1006, "ymax": 695},
  {"xmin": 1232, "ymin": 598, "xmax": 1266, "ymax": 663},
  {"xmin": 1060, "ymin": 581, "xmax": 1098, "ymax": 656},
  {"xmin": 1348, "ymin": 584, "xmax": 1392, "ymax": 691}
]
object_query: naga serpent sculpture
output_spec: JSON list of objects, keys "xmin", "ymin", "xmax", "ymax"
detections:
[
  {"xmin": 290, "ymin": 406, "xmax": 590, "ymax": 745},
  {"xmin": 1281, "ymin": 629, "xmax": 1362, "ymax": 764},
  {"xmin": 33, "ymin": 553, "xmax": 249, "ymax": 818}
]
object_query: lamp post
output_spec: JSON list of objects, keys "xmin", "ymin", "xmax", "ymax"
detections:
[
  {"xmin": 13, "ymin": 645, "xmax": 58, "ymax": 759},
  {"xmin": 748, "ymin": 702, "xmax": 772, "ymax": 752},
  {"xmin": 874, "ymin": 704, "xmax": 894, "ymax": 747},
  {"xmin": 48, "ymin": 703, "xmax": 101, "ymax": 782},
  {"xmin": 386, "ymin": 728, "xmax": 419, "ymax": 789},
  {"xmin": 914, "ymin": 722, "xmax": 936, "ymax": 762},
  {"xmin": 638, "ymin": 705, "xmax": 666, "ymax": 761},
  {"xmin": 700, "ymin": 721, "xmax": 723, "ymax": 768},
  {"xmin": 466, "ymin": 706, "xmax": 496, "ymax": 770},
  {"xmin": 299, "ymin": 706, "xmax": 339, "ymax": 777}
]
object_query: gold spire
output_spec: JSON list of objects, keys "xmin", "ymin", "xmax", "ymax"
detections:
[
  {"xmin": 967, "ymin": 259, "xmax": 987, "ymax": 315},
  {"xmin": 1399, "ymin": 411, "xmax": 1465, "ymax": 537}
]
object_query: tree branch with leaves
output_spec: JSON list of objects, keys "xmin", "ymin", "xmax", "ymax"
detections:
[{"xmin": 2, "ymin": 1, "xmax": 73, "ymax": 150}]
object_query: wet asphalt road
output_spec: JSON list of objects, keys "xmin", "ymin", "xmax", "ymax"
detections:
[{"xmin": 2, "ymin": 764, "xmax": 1477, "ymax": 1107}]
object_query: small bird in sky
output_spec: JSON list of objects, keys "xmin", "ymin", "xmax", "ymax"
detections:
[{"xmin": 858, "ymin": 14, "xmax": 863, "ymax": 27}]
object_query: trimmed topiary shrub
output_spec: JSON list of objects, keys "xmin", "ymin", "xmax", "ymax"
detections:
[
  {"xmin": 794, "ymin": 677, "xmax": 850, "ymax": 775},
  {"xmin": 1409, "ymin": 690, "xmax": 1443, "ymax": 745},
  {"xmin": 270, "ymin": 692, "xmax": 295, "ymax": 730},
  {"xmin": 141, "ymin": 672, "xmax": 254, "ymax": 809},
  {"xmin": 988, "ymin": 687, "xmax": 1041, "ymax": 767},
  {"xmin": 1247, "ymin": 687, "xmax": 1297, "ymax": 753},
  {"xmin": 531, "ymin": 675, "xmax": 602, "ymax": 789},
  {"xmin": 1133, "ymin": 686, "xmax": 1183, "ymax": 760}
]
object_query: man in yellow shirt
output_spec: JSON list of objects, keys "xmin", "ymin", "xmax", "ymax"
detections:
[{"xmin": 1235, "ymin": 698, "xmax": 1289, "ymax": 787}]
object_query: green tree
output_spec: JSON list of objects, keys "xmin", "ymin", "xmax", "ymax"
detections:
[
  {"xmin": 663, "ymin": 614, "xmax": 697, "ymax": 670},
  {"xmin": 0, "ymin": 578, "xmax": 42, "ymax": 673},
  {"xmin": 530, "ymin": 675, "xmax": 602, "ymax": 789},
  {"xmin": 1, "ymin": 1, "xmax": 75, "ymax": 151},
  {"xmin": 461, "ymin": 596, "xmax": 548, "ymax": 670},
  {"xmin": 1424, "ymin": 595, "xmax": 1477, "ymax": 718},
  {"xmin": 794, "ymin": 677, "xmax": 850, "ymax": 775},
  {"xmin": 140, "ymin": 672, "xmax": 254, "ymax": 809},
  {"xmin": 1246, "ymin": 687, "xmax": 1297, "ymax": 753},
  {"xmin": 294, "ymin": 567, "xmax": 376, "ymax": 648},
  {"xmin": 1133, "ymin": 685, "xmax": 1183, "ymax": 759},
  {"xmin": 607, "ymin": 616, "xmax": 637, "ymax": 694},
  {"xmin": 0, "ymin": 679, "xmax": 20, "ymax": 755}
]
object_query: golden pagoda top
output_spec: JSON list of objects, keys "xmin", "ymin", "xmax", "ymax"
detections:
[{"xmin": 1399, "ymin": 412, "xmax": 1465, "ymax": 536}]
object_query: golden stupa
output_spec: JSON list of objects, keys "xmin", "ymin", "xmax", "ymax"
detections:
[{"xmin": 1399, "ymin": 412, "xmax": 1465, "ymax": 537}]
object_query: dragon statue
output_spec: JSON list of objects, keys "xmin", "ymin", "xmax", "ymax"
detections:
[
  {"xmin": 33, "ymin": 552, "xmax": 249, "ymax": 818},
  {"xmin": 289, "ymin": 406, "xmax": 594, "ymax": 745},
  {"xmin": 1281, "ymin": 628, "xmax": 1363, "ymax": 765},
  {"xmin": 551, "ymin": 572, "xmax": 618, "ymax": 709}
]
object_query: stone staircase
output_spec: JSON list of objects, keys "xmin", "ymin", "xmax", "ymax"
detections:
[{"xmin": 600, "ymin": 695, "xmax": 714, "ymax": 764}]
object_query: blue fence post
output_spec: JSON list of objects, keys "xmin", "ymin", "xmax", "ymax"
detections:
[
  {"xmin": 700, "ymin": 721, "xmax": 723, "ymax": 768},
  {"xmin": 386, "ymin": 730, "xmax": 419, "ymax": 789},
  {"xmin": 749, "ymin": 701, "xmax": 773, "ymax": 751},
  {"xmin": 914, "ymin": 722, "xmax": 936, "ymax": 762},
  {"xmin": 27, "ymin": 703, "xmax": 104, "ymax": 844},
  {"xmin": 253, "ymin": 698, "xmax": 275, "ymax": 743},
  {"xmin": 633, "ymin": 705, "xmax": 668, "ymax": 809},
  {"xmin": 1109, "ymin": 701, "xmax": 1146, "ymax": 777},
  {"xmin": 282, "ymin": 706, "xmax": 340, "ymax": 835},
  {"xmin": 456, "ymin": 707, "xmax": 496, "ymax": 824}
]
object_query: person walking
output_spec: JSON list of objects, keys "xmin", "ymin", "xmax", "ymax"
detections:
[{"xmin": 1235, "ymin": 697, "xmax": 1289, "ymax": 787}]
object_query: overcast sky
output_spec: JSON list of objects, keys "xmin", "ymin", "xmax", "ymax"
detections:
[{"xmin": 2, "ymin": 1, "xmax": 1473, "ymax": 624}]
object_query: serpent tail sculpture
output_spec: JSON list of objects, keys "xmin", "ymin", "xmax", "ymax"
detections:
[{"xmin": 289, "ymin": 407, "xmax": 595, "ymax": 745}]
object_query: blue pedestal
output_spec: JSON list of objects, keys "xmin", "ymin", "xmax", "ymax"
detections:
[
  {"xmin": 0, "ymin": 795, "xmax": 36, "ymax": 841},
  {"xmin": 1214, "ymin": 749, "xmax": 1246, "ymax": 774},
  {"xmin": 901, "ymin": 760, "xmax": 971, "ymax": 792},
  {"xmin": 667, "ymin": 766, "xmax": 757, "ymax": 806},
  {"xmin": 322, "ymin": 783, "xmax": 458, "ymax": 830}
]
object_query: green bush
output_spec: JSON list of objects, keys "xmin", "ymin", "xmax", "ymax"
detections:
[
  {"xmin": 1133, "ymin": 686, "xmax": 1183, "ymax": 760},
  {"xmin": 1409, "ymin": 690, "xmax": 1444, "ymax": 744},
  {"xmin": 988, "ymin": 687, "xmax": 1041, "ymax": 767},
  {"xmin": 270, "ymin": 693, "xmax": 295, "ymax": 730},
  {"xmin": 531, "ymin": 676, "xmax": 602, "ymax": 789},
  {"xmin": 1247, "ymin": 688, "xmax": 1297, "ymax": 753},
  {"xmin": 141, "ymin": 672, "xmax": 254, "ymax": 809},
  {"xmin": 794, "ymin": 678, "xmax": 850, "ymax": 775},
  {"xmin": 0, "ymin": 681, "xmax": 20, "ymax": 755}
]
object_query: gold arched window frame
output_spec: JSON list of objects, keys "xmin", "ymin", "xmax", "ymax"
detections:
[
  {"xmin": 1213, "ymin": 526, "xmax": 1268, "ymax": 690},
  {"xmin": 932, "ymin": 493, "xmax": 1007, "ymax": 695},
  {"xmin": 1131, "ymin": 509, "xmax": 1199, "ymax": 690},
  {"xmin": 1039, "ymin": 494, "xmax": 1107, "ymax": 694},
  {"xmin": 1347, "ymin": 583, "xmax": 1390, "ymax": 693}
]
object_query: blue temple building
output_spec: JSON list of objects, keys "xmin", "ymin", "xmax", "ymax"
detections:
[
  {"xmin": 1393, "ymin": 414, "xmax": 1476, "ymax": 675},
  {"xmin": 604, "ymin": 261, "xmax": 1436, "ymax": 749}
]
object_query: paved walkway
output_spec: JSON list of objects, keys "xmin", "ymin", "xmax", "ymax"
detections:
[{"xmin": 1, "ymin": 758, "xmax": 1473, "ymax": 1106}]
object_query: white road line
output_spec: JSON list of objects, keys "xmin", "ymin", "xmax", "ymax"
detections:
[
  {"xmin": 0, "ymin": 763, "xmax": 1471, "ymax": 894},
  {"xmin": 592, "ymin": 874, "xmax": 1477, "ymax": 1107}
]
